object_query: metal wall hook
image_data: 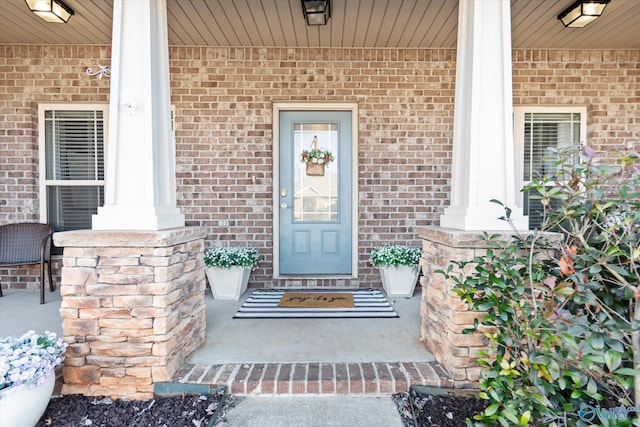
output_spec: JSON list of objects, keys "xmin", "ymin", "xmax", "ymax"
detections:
[{"xmin": 86, "ymin": 65, "xmax": 111, "ymax": 79}]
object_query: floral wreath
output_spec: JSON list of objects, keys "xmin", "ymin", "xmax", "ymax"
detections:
[{"xmin": 300, "ymin": 135, "xmax": 334, "ymax": 166}]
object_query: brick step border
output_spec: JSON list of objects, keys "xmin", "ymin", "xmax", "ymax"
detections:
[{"xmin": 172, "ymin": 361, "xmax": 454, "ymax": 396}]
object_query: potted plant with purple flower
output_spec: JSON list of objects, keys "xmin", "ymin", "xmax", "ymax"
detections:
[{"xmin": 0, "ymin": 330, "xmax": 67, "ymax": 427}]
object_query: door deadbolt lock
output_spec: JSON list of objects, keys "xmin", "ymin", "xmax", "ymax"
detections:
[
  {"xmin": 280, "ymin": 202, "xmax": 288, "ymax": 210},
  {"xmin": 280, "ymin": 188, "xmax": 287, "ymax": 197}
]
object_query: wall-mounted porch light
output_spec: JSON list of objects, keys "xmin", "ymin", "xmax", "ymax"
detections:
[
  {"xmin": 301, "ymin": 0, "xmax": 330, "ymax": 26},
  {"xmin": 558, "ymin": 0, "xmax": 610, "ymax": 28},
  {"xmin": 25, "ymin": 0, "xmax": 74, "ymax": 23}
]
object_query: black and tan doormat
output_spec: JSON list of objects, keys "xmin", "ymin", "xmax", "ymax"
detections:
[{"xmin": 233, "ymin": 289, "xmax": 399, "ymax": 319}]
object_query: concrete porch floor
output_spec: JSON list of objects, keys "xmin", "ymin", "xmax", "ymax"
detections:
[
  {"xmin": 0, "ymin": 286, "xmax": 453, "ymax": 396},
  {"xmin": 191, "ymin": 286, "xmax": 434, "ymax": 364}
]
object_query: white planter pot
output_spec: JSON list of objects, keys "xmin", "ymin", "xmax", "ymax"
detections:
[
  {"xmin": 0, "ymin": 372, "xmax": 55, "ymax": 427},
  {"xmin": 206, "ymin": 266, "xmax": 251, "ymax": 300},
  {"xmin": 379, "ymin": 265, "xmax": 420, "ymax": 298}
]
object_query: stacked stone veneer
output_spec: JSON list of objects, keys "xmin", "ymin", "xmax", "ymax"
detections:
[
  {"xmin": 418, "ymin": 227, "xmax": 489, "ymax": 387},
  {"xmin": 53, "ymin": 227, "xmax": 207, "ymax": 400},
  {"xmin": 419, "ymin": 226, "xmax": 560, "ymax": 387}
]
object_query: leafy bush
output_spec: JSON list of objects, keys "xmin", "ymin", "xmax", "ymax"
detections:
[
  {"xmin": 439, "ymin": 142, "xmax": 639, "ymax": 426},
  {"xmin": 369, "ymin": 245, "xmax": 422, "ymax": 268},
  {"xmin": 204, "ymin": 246, "xmax": 261, "ymax": 270}
]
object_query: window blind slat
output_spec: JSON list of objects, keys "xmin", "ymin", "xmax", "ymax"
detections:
[
  {"xmin": 522, "ymin": 111, "xmax": 582, "ymax": 229},
  {"xmin": 43, "ymin": 108, "xmax": 106, "ymax": 235},
  {"xmin": 47, "ymin": 186, "xmax": 104, "ymax": 230},
  {"xmin": 45, "ymin": 110, "xmax": 104, "ymax": 181}
]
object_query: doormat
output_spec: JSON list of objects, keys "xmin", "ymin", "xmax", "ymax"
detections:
[
  {"xmin": 233, "ymin": 289, "xmax": 398, "ymax": 319},
  {"xmin": 277, "ymin": 292, "xmax": 354, "ymax": 308}
]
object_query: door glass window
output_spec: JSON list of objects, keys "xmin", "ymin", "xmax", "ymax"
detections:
[{"xmin": 293, "ymin": 123, "xmax": 338, "ymax": 222}]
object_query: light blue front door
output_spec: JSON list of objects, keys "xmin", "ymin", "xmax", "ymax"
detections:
[{"xmin": 279, "ymin": 111, "xmax": 352, "ymax": 275}]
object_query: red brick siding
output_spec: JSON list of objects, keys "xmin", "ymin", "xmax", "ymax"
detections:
[
  {"xmin": 512, "ymin": 49, "xmax": 640, "ymax": 151},
  {"xmin": 1, "ymin": 46, "xmax": 639, "ymax": 289},
  {"xmin": 169, "ymin": 47, "xmax": 456, "ymax": 287}
]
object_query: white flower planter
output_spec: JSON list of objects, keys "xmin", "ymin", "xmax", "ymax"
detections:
[
  {"xmin": 0, "ymin": 372, "xmax": 55, "ymax": 427},
  {"xmin": 206, "ymin": 266, "xmax": 251, "ymax": 300},
  {"xmin": 379, "ymin": 265, "xmax": 420, "ymax": 298}
]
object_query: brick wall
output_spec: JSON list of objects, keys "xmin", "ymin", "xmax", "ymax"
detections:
[
  {"xmin": 1, "ymin": 46, "xmax": 639, "ymax": 289},
  {"xmin": 170, "ymin": 47, "xmax": 456, "ymax": 287},
  {"xmin": 512, "ymin": 49, "xmax": 640, "ymax": 149}
]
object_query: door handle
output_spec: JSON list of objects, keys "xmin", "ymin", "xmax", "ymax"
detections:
[{"xmin": 280, "ymin": 202, "xmax": 289, "ymax": 210}]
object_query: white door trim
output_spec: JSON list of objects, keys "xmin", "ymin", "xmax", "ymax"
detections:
[{"xmin": 272, "ymin": 101, "xmax": 359, "ymax": 279}]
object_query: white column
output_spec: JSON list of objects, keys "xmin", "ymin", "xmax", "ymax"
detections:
[
  {"xmin": 92, "ymin": 0, "xmax": 184, "ymax": 230},
  {"xmin": 440, "ymin": 0, "xmax": 528, "ymax": 231}
]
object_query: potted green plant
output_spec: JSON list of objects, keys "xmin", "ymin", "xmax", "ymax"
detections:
[
  {"xmin": 204, "ymin": 246, "xmax": 262, "ymax": 300},
  {"xmin": 0, "ymin": 330, "xmax": 67, "ymax": 427},
  {"xmin": 369, "ymin": 245, "xmax": 422, "ymax": 298}
]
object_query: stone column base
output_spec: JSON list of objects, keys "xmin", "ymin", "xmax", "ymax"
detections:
[
  {"xmin": 419, "ymin": 226, "xmax": 560, "ymax": 388},
  {"xmin": 418, "ymin": 227, "xmax": 508, "ymax": 388},
  {"xmin": 54, "ymin": 227, "xmax": 207, "ymax": 400}
]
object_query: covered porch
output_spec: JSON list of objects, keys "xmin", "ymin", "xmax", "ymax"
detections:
[{"xmin": 1, "ymin": 0, "xmax": 638, "ymax": 401}]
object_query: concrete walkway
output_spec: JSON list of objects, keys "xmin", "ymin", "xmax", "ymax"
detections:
[{"xmin": 222, "ymin": 395, "xmax": 405, "ymax": 426}]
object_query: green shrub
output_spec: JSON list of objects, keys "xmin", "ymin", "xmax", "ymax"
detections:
[{"xmin": 440, "ymin": 142, "xmax": 639, "ymax": 426}]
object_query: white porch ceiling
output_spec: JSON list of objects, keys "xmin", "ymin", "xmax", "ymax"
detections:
[{"xmin": 0, "ymin": 0, "xmax": 638, "ymax": 49}]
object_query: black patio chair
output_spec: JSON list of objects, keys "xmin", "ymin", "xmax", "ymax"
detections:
[{"xmin": 0, "ymin": 223, "xmax": 55, "ymax": 304}]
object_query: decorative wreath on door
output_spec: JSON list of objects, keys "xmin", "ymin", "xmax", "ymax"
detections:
[{"xmin": 300, "ymin": 136, "xmax": 334, "ymax": 176}]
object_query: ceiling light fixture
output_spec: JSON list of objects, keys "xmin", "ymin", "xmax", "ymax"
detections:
[
  {"xmin": 558, "ymin": 0, "xmax": 610, "ymax": 28},
  {"xmin": 25, "ymin": 0, "xmax": 74, "ymax": 23},
  {"xmin": 301, "ymin": 0, "xmax": 330, "ymax": 26}
]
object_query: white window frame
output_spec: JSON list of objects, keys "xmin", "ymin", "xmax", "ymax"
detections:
[
  {"xmin": 513, "ymin": 106, "xmax": 587, "ymax": 215},
  {"xmin": 38, "ymin": 103, "xmax": 109, "ymax": 227}
]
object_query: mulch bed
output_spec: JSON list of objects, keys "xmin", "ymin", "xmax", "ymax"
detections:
[
  {"xmin": 36, "ymin": 392, "xmax": 241, "ymax": 427},
  {"xmin": 36, "ymin": 386, "xmax": 490, "ymax": 426},
  {"xmin": 393, "ymin": 388, "xmax": 488, "ymax": 427}
]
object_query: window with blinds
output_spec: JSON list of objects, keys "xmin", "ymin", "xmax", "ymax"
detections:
[
  {"xmin": 39, "ymin": 106, "xmax": 107, "ymax": 243},
  {"xmin": 514, "ymin": 107, "xmax": 586, "ymax": 230}
]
